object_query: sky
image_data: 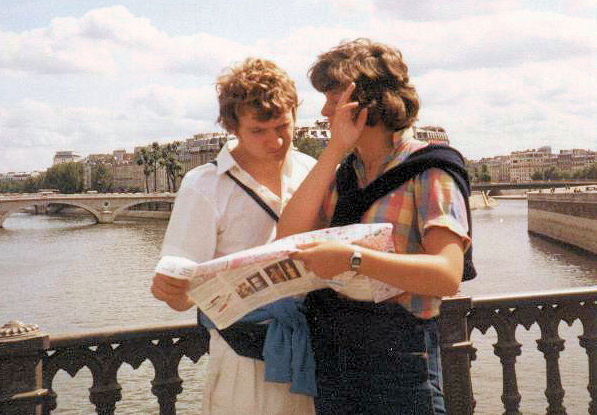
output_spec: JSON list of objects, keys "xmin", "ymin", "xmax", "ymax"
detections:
[{"xmin": 0, "ymin": 0, "xmax": 595, "ymax": 173}]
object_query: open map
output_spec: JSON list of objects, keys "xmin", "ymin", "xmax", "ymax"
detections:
[{"xmin": 155, "ymin": 223, "xmax": 402, "ymax": 329}]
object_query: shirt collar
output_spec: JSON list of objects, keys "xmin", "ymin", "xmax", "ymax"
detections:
[
  {"xmin": 351, "ymin": 127, "xmax": 417, "ymax": 180},
  {"xmin": 391, "ymin": 126, "xmax": 415, "ymax": 150},
  {"xmin": 214, "ymin": 138, "xmax": 296, "ymax": 177},
  {"xmin": 214, "ymin": 139, "xmax": 238, "ymax": 175}
]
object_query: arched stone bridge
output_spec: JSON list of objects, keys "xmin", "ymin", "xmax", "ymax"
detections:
[{"xmin": 0, "ymin": 193, "xmax": 176, "ymax": 228}]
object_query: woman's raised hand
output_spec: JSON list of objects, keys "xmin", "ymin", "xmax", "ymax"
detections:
[{"xmin": 328, "ymin": 82, "xmax": 368, "ymax": 154}]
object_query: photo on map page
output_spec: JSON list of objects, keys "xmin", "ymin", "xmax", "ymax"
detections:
[
  {"xmin": 264, "ymin": 264, "xmax": 288, "ymax": 284},
  {"xmin": 279, "ymin": 259, "xmax": 301, "ymax": 280},
  {"xmin": 236, "ymin": 281, "xmax": 256, "ymax": 299},
  {"xmin": 247, "ymin": 272, "xmax": 269, "ymax": 292}
]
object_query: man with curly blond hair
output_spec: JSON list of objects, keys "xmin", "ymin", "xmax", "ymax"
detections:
[{"xmin": 152, "ymin": 58, "xmax": 315, "ymax": 414}]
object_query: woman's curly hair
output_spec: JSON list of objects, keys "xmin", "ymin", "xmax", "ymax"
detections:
[
  {"xmin": 216, "ymin": 58, "xmax": 298, "ymax": 133},
  {"xmin": 309, "ymin": 38, "xmax": 419, "ymax": 131}
]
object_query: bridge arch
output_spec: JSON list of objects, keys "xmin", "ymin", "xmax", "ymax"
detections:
[
  {"xmin": 111, "ymin": 199, "xmax": 174, "ymax": 221},
  {"xmin": 0, "ymin": 201, "xmax": 102, "ymax": 228}
]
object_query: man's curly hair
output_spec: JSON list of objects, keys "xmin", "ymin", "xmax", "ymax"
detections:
[
  {"xmin": 216, "ymin": 58, "xmax": 298, "ymax": 133},
  {"xmin": 309, "ymin": 38, "xmax": 419, "ymax": 131}
]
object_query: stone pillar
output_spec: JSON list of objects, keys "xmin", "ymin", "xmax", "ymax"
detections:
[
  {"xmin": 439, "ymin": 296, "xmax": 475, "ymax": 415},
  {"xmin": 96, "ymin": 210, "xmax": 115, "ymax": 224},
  {"xmin": 0, "ymin": 321, "xmax": 50, "ymax": 415}
]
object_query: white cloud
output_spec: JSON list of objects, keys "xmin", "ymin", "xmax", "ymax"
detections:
[
  {"xmin": 368, "ymin": 10, "xmax": 596, "ymax": 74},
  {"xmin": 0, "ymin": 89, "xmax": 220, "ymax": 172},
  {"xmin": 333, "ymin": 0, "xmax": 375, "ymax": 15},
  {"xmin": 370, "ymin": 0, "xmax": 596, "ymax": 20},
  {"xmin": 0, "ymin": 6, "xmax": 251, "ymax": 77},
  {"xmin": 0, "ymin": 3, "xmax": 595, "ymax": 173},
  {"xmin": 127, "ymin": 84, "xmax": 216, "ymax": 120},
  {"xmin": 415, "ymin": 55, "xmax": 596, "ymax": 157}
]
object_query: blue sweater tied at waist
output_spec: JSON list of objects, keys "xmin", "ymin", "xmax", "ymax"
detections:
[{"xmin": 200, "ymin": 297, "xmax": 317, "ymax": 396}]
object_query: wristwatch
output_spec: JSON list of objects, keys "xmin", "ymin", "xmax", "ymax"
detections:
[{"xmin": 350, "ymin": 249, "xmax": 362, "ymax": 272}]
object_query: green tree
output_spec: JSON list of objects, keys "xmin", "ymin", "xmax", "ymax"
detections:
[
  {"xmin": 136, "ymin": 148, "xmax": 152, "ymax": 193},
  {"xmin": 479, "ymin": 164, "xmax": 491, "ymax": 182},
  {"xmin": 91, "ymin": 163, "xmax": 114, "ymax": 193},
  {"xmin": 22, "ymin": 173, "xmax": 46, "ymax": 193},
  {"xmin": 295, "ymin": 135, "xmax": 324, "ymax": 159},
  {"xmin": 531, "ymin": 170, "xmax": 543, "ymax": 181},
  {"xmin": 159, "ymin": 142, "xmax": 183, "ymax": 192},
  {"xmin": 587, "ymin": 163, "xmax": 597, "ymax": 179},
  {"xmin": 149, "ymin": 142, "xmax": 161, "ymax": 191},
  {"xmin": 43, "ymin": 162, "xmax": 84, "ymax": 193},
  {"xmin": 0, "ymin": 181, "xmax": 21, "ymax": 193},
  {"xmin": 136, "ymin": 144, "xmax": 161, "ymax": 192}
]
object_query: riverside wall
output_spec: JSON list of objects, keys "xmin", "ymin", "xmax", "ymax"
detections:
[{"xmin": 527, "ymin": 188, "xmax": 597, "ymax": 255}]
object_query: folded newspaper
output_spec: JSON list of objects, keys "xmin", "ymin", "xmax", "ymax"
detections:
[{"xmin": 155, "ymin": 223, "xmax": 402, "ymax": 329}]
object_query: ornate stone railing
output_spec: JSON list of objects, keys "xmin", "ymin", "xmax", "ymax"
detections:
[
  {"xmin": 440, "ymin": 287, "xmax": 597, "ymax": 415},
  {"xmin": 1, "ymin": 286, "xmax": 596, "ymax": 414},
  {"xmin": 0, "ymin": 321, "xmax": 208, "ymax": 415}
]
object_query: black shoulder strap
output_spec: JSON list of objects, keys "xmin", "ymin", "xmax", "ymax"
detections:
[
  {"xmin": 330, "ymin": 145, "xmax": 477, "ymax": 281},
  {"xmin": 210, "ymin": 160, "xmax": 279, "ymax": 222},
  {"xmin": 205, "ymin": 160, "xmax": 271, "ymax": 360}
]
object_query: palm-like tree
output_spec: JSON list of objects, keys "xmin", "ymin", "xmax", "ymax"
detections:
[
  {"xmin": 159, "ymin": 142, "xmax": 183, "ymax": 192},
  {"xmin": 135, "ymin": 145, "xmax": 159, "ymax": 193}
]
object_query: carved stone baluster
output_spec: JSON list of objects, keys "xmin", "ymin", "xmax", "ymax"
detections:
[
  {"xmin": 150, "ymin": 338, "xmax": 184, "ymax": 415},
  {"xmin": 42, "ymin": 348, "xmax": 86, "ymax": 414},
  {"xmin": 0, "ymin": 321, "xmax": 50, "ymax": 415},
  {"xmin": 578, "ymin": 300, "xmax": 597, "ymax": 415},
  {"xmin": 87, "ymin": 343, "xmax": 122, "ymax": 415},
  {"xmin": 535, "ymin": 304, "xmax": 567, "ymax": 415},
  {"xmin": 439, "ymin": 296, "xmax": 474, "ymax": 415},
  {"xmin": 492, "ymin": 308, "xmax": 523, "ymax": 415}
]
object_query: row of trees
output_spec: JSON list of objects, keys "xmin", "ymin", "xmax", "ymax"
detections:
[
  {"xmin": 0, "ymin": 142, "xmax": 185, "ymax": 194},
  {"xmin": 470, "ymin": 164, "xmax": 491, "ymax": 182},
  {"xmin": 531, "ymin": 163, "xmax": 597, "ymax": 181},
  {"xmin": 0, "ymin": 162, "xmax": 85, "ymax": 194},
  {"xmin": 467, "ymin": 162, "xmax": 597, "ymax": 183},
  {"xmin": 135, "ymin": 141, "xmax": 183, "ymax": 192}
]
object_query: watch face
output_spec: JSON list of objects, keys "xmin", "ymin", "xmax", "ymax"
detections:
[{"xmin": 350, "ymin": 251, "xmax": 362, "ymax": 270}]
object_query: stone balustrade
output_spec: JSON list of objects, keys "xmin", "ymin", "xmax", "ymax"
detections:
[{"xmin": 1, "ymin": 287, "xmax": 596, "ymax": 414}]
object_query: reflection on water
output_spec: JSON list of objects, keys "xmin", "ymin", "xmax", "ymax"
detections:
[{"xmin": 1, "ymin": 201, "xmax": 596, "ymax": 414}]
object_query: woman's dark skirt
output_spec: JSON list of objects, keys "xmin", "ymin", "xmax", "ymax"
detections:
[{"xmin": 305, "ymin": 289, "xmax": 446, "ymax": 415}]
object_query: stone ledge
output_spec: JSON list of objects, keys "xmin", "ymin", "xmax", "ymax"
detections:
[{"xmin": 528, "ymin": 208, "xmax": 597, "ymax": 255}]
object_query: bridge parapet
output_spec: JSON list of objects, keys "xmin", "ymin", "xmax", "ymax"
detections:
[{"xmin": 1, "ymin": 287, "xmax": 595, "ymax": 414}]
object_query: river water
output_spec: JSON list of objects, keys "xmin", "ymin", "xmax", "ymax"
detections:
[{"xmin": 1, "ymin": 199, "xmax": 596, "ymax": 414}]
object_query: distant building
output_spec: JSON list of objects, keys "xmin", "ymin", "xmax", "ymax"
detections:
[
  {"xmin": 557, "ymin": 149, "xmax": 596, "ymax": 173},
  {"xmin": 112, "ymin": 149, "xmax": 126, "ymax": 163},
  {"xmin": 413, "ymin": 126, "xmax": 450, "ymax": 145},
  {"xmin": 0, "ymin": 172, "xmax": 34, "ymax": 182},
  {"xmin": 53, "ymin": 151, "xmax": 81, "ymax": 165},
  {"xmin": 468, "ymin": 146, "xmax": 596, "ymax": 182},
  {"xmin": 295, "ymin": 120, "xmax": 330, "ymax": 148},
  {"xmin": 184, "ymin": 132, "xmax": 230, "ymax": 173},
  {"xmin": 509, "ymin": 147, "xmax": 553, "ymax": 182}
]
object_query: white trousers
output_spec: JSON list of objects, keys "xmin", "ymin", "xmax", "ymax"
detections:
[{"xmin": 201, "ymin": 330, "xmax": 315, "ymax": 415}]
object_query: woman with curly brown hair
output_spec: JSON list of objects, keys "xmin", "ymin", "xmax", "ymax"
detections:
[
  {"xmin": 152, "ymin": 58, "xmax": 316, "ymax": 414},
  {"xmin": 278, "ymin": 39, "xmax": 473, "ymax": 414}
]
